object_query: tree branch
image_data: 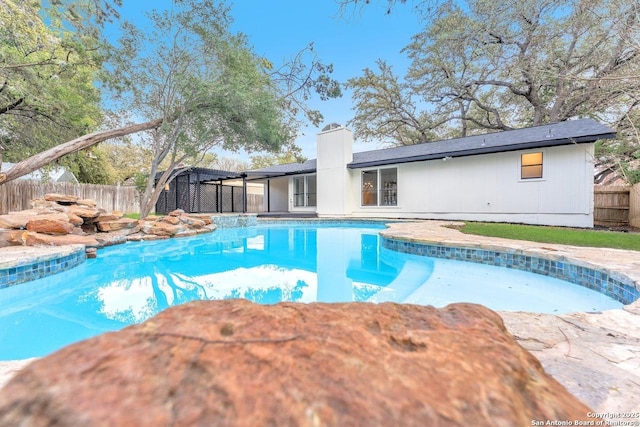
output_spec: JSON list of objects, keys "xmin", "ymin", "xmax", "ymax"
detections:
[
  {"xmin": 0, "ymin": 118, "xmax": 163, "ymax": 184},
  {"xmin": 0, "ymin": 97, "xmax": 25, "ymax": 115}
]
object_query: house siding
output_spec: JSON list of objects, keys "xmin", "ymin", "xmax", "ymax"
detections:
[
  {"xmin": 263, "ymin": 177, "xmax": 288, "ymax": 212},
  {"xmin": 345, "ymin": 143, "xmax": 594, "ymax": 227},
  {"xmin": 253, "ymin": 122, "xmax": 605, "ymax": 227}
]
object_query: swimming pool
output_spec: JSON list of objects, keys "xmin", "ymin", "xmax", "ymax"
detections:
[{"xmin": 0, "ymin": 222, "xmax": 623, "ymax": 360}]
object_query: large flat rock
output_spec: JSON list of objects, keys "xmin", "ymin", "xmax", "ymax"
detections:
[{"xmin": 0, "ymin": 300, "xmax": 590, "ymax": 426}]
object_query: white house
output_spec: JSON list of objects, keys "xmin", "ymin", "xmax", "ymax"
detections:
[{"xmin": 246, "ymin": 119, "xmax": 615, "ymax": 227}]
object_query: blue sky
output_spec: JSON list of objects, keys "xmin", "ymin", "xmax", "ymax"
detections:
[{"xmin": 115, "ymin": 1, "xmax": 422, "ymax": 162}]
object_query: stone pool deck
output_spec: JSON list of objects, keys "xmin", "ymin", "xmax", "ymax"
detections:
[
  {"xmin": 380, "ymin": 220, "xmax": 640, "ymax": 414},
  {"xmin": 1, "ymin": 219, "xmax": 639, "ymax": 414}
]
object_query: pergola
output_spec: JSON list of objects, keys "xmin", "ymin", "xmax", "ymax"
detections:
[{"xmin": 155, "ymin": 167, "xmax": 248, "ymax": 214}]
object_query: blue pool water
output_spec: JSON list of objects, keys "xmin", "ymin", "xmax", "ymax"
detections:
[{"xmin": 0, "ymin": 223, "xmax": 622, "ymax": 360}]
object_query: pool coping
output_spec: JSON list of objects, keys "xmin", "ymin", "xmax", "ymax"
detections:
[
  {"xmin": 0, "ymin": 245, "xmax": 86, "ymax": 289},
  {"xmin": 374, "ymin": 220, "xmax": 640, "ymax": 309}
]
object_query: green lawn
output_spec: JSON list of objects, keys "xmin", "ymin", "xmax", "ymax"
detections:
[{"xmin": 457, "ymin": 222, "xmax": 640, "ymax": 252}]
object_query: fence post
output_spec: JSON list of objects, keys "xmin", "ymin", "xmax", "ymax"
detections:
[
  {"xmin": 630, "ymin": 183, "xmax": 640, "ymax": 228},
  {"xmin": 242, "ymin": 175, "xmax": 247, "ymax": 213}
]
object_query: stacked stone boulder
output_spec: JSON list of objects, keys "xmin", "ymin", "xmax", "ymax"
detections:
[{"xmin": 0, "ymin": 193, "xmax": 216, "ymax": 254}]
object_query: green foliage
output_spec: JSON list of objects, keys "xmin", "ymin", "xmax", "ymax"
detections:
[
  {"xmin": 99, "ymin": 141, "xmax": 154, "ymax": 184},
  {"xmin": 347, "ymin": 60, "xmax": 439, "ymax": 145},
  {"xmin": 458, "ymin": 222, "xmax": 640, "ymax": 252},
  {"xmin": 250, "ymin": 145, "xmax": 307, "ymax": 169},
  {"xmin": 105, "ymin": 0, "xmax": 295, "ymax": 216},
  {"xmin": 58, "ymin": 148, "xmax": 118, "ymax": 184},
  {"xmin": 201, "ymin": 155, "xmax": 250, "ymax": 172},
  {"xmin": 347, "ymin": 0, "xmax": 640, "ymax": 154},
  {"xmin": 622, "ymin": 165, "xmax": 640, "ymax": 185},
  {"xmin": 107, "ymin": 0, "xmax": 291, "ymax": 154},
  {"xmin": 0, "ymin": 0, "xmax": 114, "ymax": 175},
  {"xmin": 123, "ymin": 212, "xmax": 142, "ymax": 219},
  {"xmin": 132, "ymin": 172, "xmax": 149, "ymax": 195},
  {"xmin": 595, "ymin": 113, "xmax": 640, "ymax": 184},
  {"xmin": 1, "ymin": 0, "xmax": 335, "ymax": 190}
]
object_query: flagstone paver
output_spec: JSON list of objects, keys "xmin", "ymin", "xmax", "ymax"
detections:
[{"xmin": 381, "ymin": 220, "xmax": 640, "ymax": 413}]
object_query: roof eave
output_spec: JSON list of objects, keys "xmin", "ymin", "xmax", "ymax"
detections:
[
  {"xmin": 347, "ymin": 133, "xmax": 614, "ymax": 169},
  {"xmin": 245, "ymin": 168, "xmax": 317, "ymax": 180}
]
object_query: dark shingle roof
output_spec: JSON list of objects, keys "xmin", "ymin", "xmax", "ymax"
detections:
[
  {"xmin": 244, "ymin": 119, "xmax": 615, "ymax": 175},
  {"xmin": 348, "ymin": 118, "xmax": 614, "ymax": 169},
  {"xmin": 246, "ymin": 159, "xmax": 317, "ymax": 177}
]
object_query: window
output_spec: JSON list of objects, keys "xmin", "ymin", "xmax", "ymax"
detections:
[
  {"xmin": 362, "ymin": 171, "xmax": 378, "ymax": 206},
  {"xmin": 293, "ymin": 175, "xmax": 316, "ymax": 207},
  {"xmin": 306, "ymin": 175, "xmax": 317, "ymax": 207},
  {"xmin": 362, "ymin": 168, "xmax": 397, "ymax": 206},
  {"xmin": 521, "ymin": 152, "xmax": 543, "ymax": 179}
]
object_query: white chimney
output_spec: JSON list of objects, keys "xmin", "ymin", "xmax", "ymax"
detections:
[{"xmin": 316, "ymin": 125, "xmax": 354, "ymax": 216}]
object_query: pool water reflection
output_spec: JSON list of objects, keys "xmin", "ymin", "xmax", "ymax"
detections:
[{"xmin": 0, "ymin": 223, "xmax": 621, "ymax": 360}]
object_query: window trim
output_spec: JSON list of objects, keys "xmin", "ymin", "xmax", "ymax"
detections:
[
  {"xmin": 520, "ymin": 151, "xmax": 544, "ymax": 180},
  {"xmin": 293, "ymin": 174, "xmax": 316, "ymax": 208},
  {"xmin": 361, "ymin": 167, "xmax": 398, "ymax": 207}
]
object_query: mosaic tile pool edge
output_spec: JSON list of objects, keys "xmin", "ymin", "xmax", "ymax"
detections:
[
  {"xmin": 381, "ymin": 236, "xmax": 640, "ymax": 305},
  {"xmin": 0, "ymin": 248, "xmax": 86, "ymax": 289},
  {"xmin": 212, "ymin": 214, "xmax": 258, "ymax": 228},
  {"xmin": 258, "ymin": 218, "xmax": 396, "ymax": 227}
]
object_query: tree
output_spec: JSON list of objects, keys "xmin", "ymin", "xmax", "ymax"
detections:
[
  {"xmin": 266, "ymin": 43, "xmax": 342, "ymax": 133},
  {"xmin": 106, "ymin": 0, "xmax": 292, "ymax": 217},
  {"xmin": 0, "ymin": 1, "xmax": 341, "ymax": 192},
  {"xmin": 348, "ymin": 60, "xmax": 439, "ymax": 145},
  {"xmin": 0, "ymin": 118, "xmax": 163, "ymax": 184},
  {"xmin": 250, "ymin": 144, "xmax": 307, "ymax": 169},
  {"xmin": 96, "ymin": 141, "xmax": 152, "ymax": 184},
  {"xmin": 346, "ymin": 0, "xmax": 640, "ymax": 148},
  {"xmin": 204, "ymin": 156, "xmax": 250, "ymax": 173},
  {"xmin": 595, "ymin": 111, "xmax": 640, "ymax": 184},
  {"xmin": 0, "ymin": 0, "xmax": 124, "ymax": 182}
]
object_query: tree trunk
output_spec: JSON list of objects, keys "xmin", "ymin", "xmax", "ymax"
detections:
[
  {"xmin": 0, "ymin": 118, "xmax": 164, "ymax": 184},
  {"xmin": 139, "ymin": 160, "xmax": 161, "ymax": 218},
  {"xmin": 140, "ymin": 163, "xmax": 190, "ymax": 218}
]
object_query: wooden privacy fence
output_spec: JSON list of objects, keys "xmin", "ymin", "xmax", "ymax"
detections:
[
  {"xmin": 246, "ymin": 193, "xmax": 265, "ymax": 213},
  {"xmin": 0, "ymin": 180, "xmax": 139, "ymax": 214},
  {"xmin": 592, "ymin": 185, "xmax": 640, "ymax": 227}
]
